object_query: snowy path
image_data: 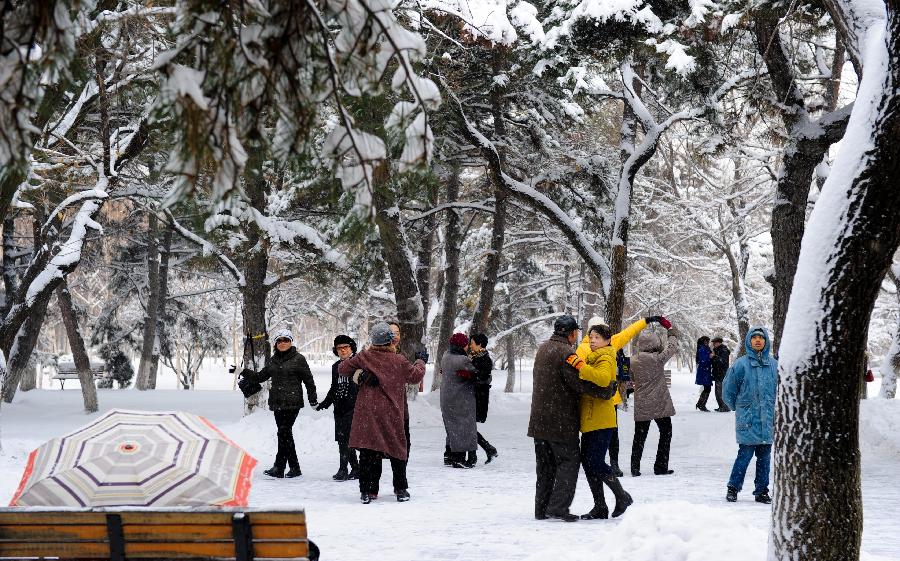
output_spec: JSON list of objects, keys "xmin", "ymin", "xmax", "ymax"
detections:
[{"xmin": 1, "ymin": 367, "xmax": 898, "ymax": 561}]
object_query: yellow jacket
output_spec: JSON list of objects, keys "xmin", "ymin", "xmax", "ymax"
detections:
[{"xmin": 576, "ymin": 319, "xmax": 647, "ymax": 432}]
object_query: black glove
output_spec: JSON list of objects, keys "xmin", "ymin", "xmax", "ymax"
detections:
[
  {"xmin": 358, "ymin": 371, "xmax": 380, "ymax": 387},
  {"xmin": 645, "ymin": 316, "xmax": 672, "ymax": 329},
  {"xmin": 415, "ymin": 350, "xmax": 429, "ymax": 363},
  {"xmin": 315, "ymin": 403, "xmax": 327, "ymax": 411},
  {"xmin": 238, "ymin": 368, "xmax": 254, "ymax": 379},
  {"xmin": 309, "ymin": 401, "xmax": 318, "ymax": 409}
]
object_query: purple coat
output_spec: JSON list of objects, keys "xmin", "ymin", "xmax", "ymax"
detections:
[{"xmin": 339, "ymin": 347, "xmax": 425, "ymax": 460}]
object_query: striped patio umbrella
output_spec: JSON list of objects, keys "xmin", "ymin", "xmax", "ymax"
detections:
[{"xmin": 9, "ymin": 409, "xmax": 256, "ymax": 507}]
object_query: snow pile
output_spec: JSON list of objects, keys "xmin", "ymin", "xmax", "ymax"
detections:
[
  {"xmin": 526, "ymin": 501, "xmax": 766, "ymax": 561},
  {"xmin": 859, "ymin": 398, "xmax": 900, "ymax": 460}
]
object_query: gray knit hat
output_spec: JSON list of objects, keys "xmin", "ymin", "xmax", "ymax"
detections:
[{"xmin": 370, "ymin": 322, "xmax": 395, "ymax": 346}]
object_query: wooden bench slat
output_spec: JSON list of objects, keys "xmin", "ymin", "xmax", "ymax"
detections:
[
  {"xmin": 0, "ymin": 540, "xmax": 308, "ymax": 558},
  {"xmin": 0, "ymin": 524, "xmax": 108, "ymax": 541},
  {"xmin": 0, "ymin": 511, "xmax": 305, "ymax": 526},
  {"xmin": 123, "ymin": 524, "xmax": 307, "ymax": 541}
]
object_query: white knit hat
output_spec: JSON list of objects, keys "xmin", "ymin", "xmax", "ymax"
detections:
[
  {"xmin": 272, "ymin": 329, "xmax": 294, "ymax": 343},
  {"xmin": 587, "ymin": 316, "xmax": 606, "ymax": 329}
]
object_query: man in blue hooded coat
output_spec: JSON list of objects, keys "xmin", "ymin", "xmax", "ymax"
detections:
[{"xmin": 722, "ymin": 326, "xmax": 777, "ymax": 504}]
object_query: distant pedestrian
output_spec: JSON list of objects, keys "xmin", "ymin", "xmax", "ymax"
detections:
[
  {"xmin": 528, "ymin": 314, "xmax": 616, "ymax": 522},
  {"xmin": 239, "ymin": 329, "xmax": 317, "ymax": 479},
  {"xmin": 339, "ymin": 322, "xmax": 427, "ymax": 504},
  {"xmin": 711, "ymin": 337, "xmax": 731, "ymax": 412},
  {"xmin": 695, "ymin": 336, "xmax": 714, "ymax": 411},
  {"xmin": 723, "ymin": 327, "xmax": 777, "ymax": 504},
  {"xmin": 630, "ymin": 326, "xmax": 679, "ymax": 477},
  {"xmin": 316, "ymin": 335, "xmax": 360, "ymax": 481},
  {"xmin": 470, "ymin": 333, "xmax": 499, "ymax": 464},
  {"xmin": 440, "ymin": 333, "xmax": 478, "ymax": 468}
]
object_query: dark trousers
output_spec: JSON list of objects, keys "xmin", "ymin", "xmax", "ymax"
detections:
[
  {"xmin": 358, "ymin": 448, "xmax": 408, "ymax": 495},
  {"xmin": 697, "ymin": 385, "xmax": 712, "ymax": 407},
  {"xmin": 534, "ymin": 438, "xmax": 580, "ymax": 518},
  {"xmin": 714, "ymin": 378, "xmax": 729, "ymax": 410},
  {"xmin": 274, "ymin": 408, "xmax": 300, "ymax": 470},
  {"xmin": 338, "ymin": 442, "xmax": 358, "ymax": 472},
  {"xmin": 581, "ymin": 428, "xmax": 615, "ymax": 478},
  {"xmin": 631, "ymin": 417, "xmax": 672, "ymax": 473}
]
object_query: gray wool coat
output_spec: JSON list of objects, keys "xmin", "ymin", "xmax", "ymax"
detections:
[
  {"xmin": 630, "ymin": 328, "xmax": 679, "ymax": 423},
  {"xmin": 440, "ymin": 348, "xmax": 478, "ymax": 452}
]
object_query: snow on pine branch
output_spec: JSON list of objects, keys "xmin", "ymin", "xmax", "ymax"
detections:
[
  {"xmin": 246, "ymin": 208, "xmax": 349, "ymax": 271},
  {"xmin": 25, "ymin": 178, "xmax": 108, "ymax": 306},
  {"xmin": 161, "ymin": 209, "xmax": 246, "ymax": 287}
]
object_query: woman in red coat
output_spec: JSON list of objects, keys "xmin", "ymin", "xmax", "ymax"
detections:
[{"xmin": 338, "ymin": 322, "xmax": 426, "ymax": 503}]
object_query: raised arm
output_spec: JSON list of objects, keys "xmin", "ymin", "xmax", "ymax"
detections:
[{"xmin": 611, "ymin": 318, "xmax": 648, "ymax": 351}]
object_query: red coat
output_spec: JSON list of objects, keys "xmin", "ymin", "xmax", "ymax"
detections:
[{"xmin": 339, "ymin": 347, "xmax": 425, "ymax": 460}]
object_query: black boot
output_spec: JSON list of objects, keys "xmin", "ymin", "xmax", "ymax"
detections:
[
  {"xmin": 285, "ymin": 467, "xmax": 302, "ymax": 478},
  {"xmin": 755, "ymin": 490, "xmax": 772, "ymax": 504},
  {"xmin": 581, "ymin": 474, "xmax": 609, "ymax": 520},
  {"xmin": 546, "ymin": 511, "xmax": 579, "ymax": 522},
  {"xmin": 450, "ymin": 452, "xmax": 472, "ymax": 469},
  {"xmin": 332, "ymin": 468, "xmax": 349, "ymax": 481},
  {"xmin": 478, "ymin": 433, "xmax": 499, "ymax": 464},
  {"xmin": 603, "ymin": 474, "xmax": 633, "ymax": 517},
  {"xmin": 726, "ymin": 486, "xmax": 738, "ymax": 502},
  {"xmin": 395, "ymin": 489, "xmax": 411, "ymax": 502},
  {"xmin": 444, "ymin": 444, "xmax": 452, "ymax": 466},
  {"xmin": 264, "ymin": 466, "xmax": 285, "ymax": 478},
  {"xmin": 465, "ymin": 450, "xmax": 477, "ymax": 467},
  {"xmin": 610, "ymin": 463, "xmax": 624, "ymax": 477}
]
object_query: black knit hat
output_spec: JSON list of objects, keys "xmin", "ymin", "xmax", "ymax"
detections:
[
  {"xmin": 333, "ymin": 334, "xmax": 357, "ymax": 356},
  {"xmin": 553, "ymin": 314, "xmax": 579, "ymax": 336}
]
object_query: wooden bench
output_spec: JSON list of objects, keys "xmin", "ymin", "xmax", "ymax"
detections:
[
  {"xmin": 0, "ymin": 507, "xmax": 319, "ymax": 561},
  {"xmin": 53, "ymin": 361, "xmax": 107, "ymax": 389}
]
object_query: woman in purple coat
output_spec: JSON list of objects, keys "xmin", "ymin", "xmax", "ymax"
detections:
[{"xmin": 695, "ymin": 336, "xmax": 714, "ymax": 411}]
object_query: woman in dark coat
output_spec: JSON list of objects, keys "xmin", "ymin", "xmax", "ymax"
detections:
[
  {"xmin": 695, "ymin": 336, "xmax": 714, "ymax": 411},
  {"xmin": 316, "ymin": 335, "xmax": 360, "ymax": 481},
  {"xmin": 470, "ymin": 333, "xmax": 498, "ymax": 464},
  {"xmin": 440, "ymin": 333, "xmax": 478, "ymax": 468},
  {"xmin": 338, "ymin": 322, "xmax": 426, "ymax": 504},
  {"xmin": 240, "ymin": 329, "xmax": 318, "ymax": 478}
]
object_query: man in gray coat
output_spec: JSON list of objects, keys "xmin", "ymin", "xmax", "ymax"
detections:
[
  {"xmin": 528, "ymin": 314, "xmax": 617, "ymax": 522},
  {"xmin": 440, "ymin": 333, "xmax": 478, "ymax": 468},
  {"xmin": 629, "ymin": 326, "xmax": 679, "ymax": 476}
]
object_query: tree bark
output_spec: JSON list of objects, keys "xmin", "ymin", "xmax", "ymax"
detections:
[
  {"xmin": 136, "ymin": 210, "xmax": 161, "ymax": 390},
  {"xmin": 755, "ymin": 13, "xmax": 852, "ymax": 355},
  {"xmin": 771, "ymin": 6, "xmax": 900, "ymax": 559},
  {"xmin": 147, "ymin": 223, "xmax": 173, "ymax": 390},
  {"xmin": 56, "ymin": 281, "xmax": 98, "ymax": 412},
  {"xmin": 416, "ymin": 181, "xmax": 436, "ymax": 324},
  {"xmin": 504, "ymin": 296, "xmax": 516, "ymax": 393},
  {"xmin": 241, "ymin": 235, "xmax": 271, "ymax": 414},
  {"xmin": 472, "ymin": 52, "xmax": 509, "ymax": 335},
  {"xmin": 1, "ymin": 293, "xmax": 51, "ymax": 401},
  {"xmin": 372, "ymin": 165, "xmax": 426, "ymax": 399},
  {"xmin": 433, "ymin": 167, "xmax": 462, "ymax": 391},
  {"xmin": 1, "ymin": 217, "xmax": 19, "ymax": 317}
]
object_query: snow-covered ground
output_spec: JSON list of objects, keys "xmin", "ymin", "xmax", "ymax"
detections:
[{"xmin": 2, "ymin": 365, "xmax": 898, "ymax": 561}]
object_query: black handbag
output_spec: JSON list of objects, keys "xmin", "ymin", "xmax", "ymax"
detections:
[{"xmin": 238, "ymin": 375, "xmax": 262, "ymax": 398}]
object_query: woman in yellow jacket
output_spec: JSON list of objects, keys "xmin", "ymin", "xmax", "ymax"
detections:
[{"xmin": 567, "ymin": 315, "xmax": 671, "ymax": 519}]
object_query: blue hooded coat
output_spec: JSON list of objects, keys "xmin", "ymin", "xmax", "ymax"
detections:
[
  {"xmin": 695, "ymin": 344, "xmax": 713, "ymax": 386},
  {"xmin": 722, "ymin": 327, "xmax": 778, "ymax": 445}
]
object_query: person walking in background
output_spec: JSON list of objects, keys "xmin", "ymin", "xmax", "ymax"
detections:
[
  {"xmin": 339, "ymin": 322, "xmax": 427, "ymax": 504},
  {"xmin": 629, "ymin": 325, "xmax": 679, "ymax": 477},
  {"xmin": 440, "ymin": 333, "xmax": 479, "ymax": 469},
  {"xmin": 317, "ymin": 335, "xmax": 360, "ymax": 481},
  {"xmin": 695, "ymin": 336, "xmax": 714, "ymax": 411},
  {"xmin": 570, "ymin": 316, "xmax": 669, "ymax": 520},
  {"xmin": 470, "ymin": 333, "xmax": 499, "ymax": 464},
  {"xmin": 239, "ymin": 329, "xmax": 317, "ymax": 479},
  {"xmin": 528, "ymin": 315, "xmax": 616, "ymax": 522},
  {"xmin": 576, "ymin": 316, "xmax": 623, "ymax": 477},
  {"xmin": 711, "ymin": 337, "xmax": 731, "ymax": 412},
  {"xmin": 723, "ymin": 327, "xmax": 777, "ymax": 504}
]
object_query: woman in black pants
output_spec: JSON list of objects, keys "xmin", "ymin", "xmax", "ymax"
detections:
[
  {"xmin": 240, "ymin": 329, "xmax": 317, "ymax": 478},
  {"xmin": 317, "ymin": 335, "xmax": 360, "ymax": 481}
]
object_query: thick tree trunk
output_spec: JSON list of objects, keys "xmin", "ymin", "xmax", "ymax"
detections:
[
  {"xmin": 372, "ymin": 166, "xmax": 426, "ymax": 400},
  {"xmin": 771, "ymin": 7, "xmax": 900, "ymax": 560},
  {"xmin": 1, "ymin": 217, "xmax": 19, "ymax": 317},
  {"xmin": 1, "ymin": 293, "xmax": 51, "ymax": 401},
  {"xmin": 472, "ymin": 57, "xmax": 509, "ymax": 335},
  {"xmin": 242, "ymin": 247, "xmax": 271, "ymax": 415},
  {"xmin": 433, "ymin": 167, "xmax": 462, "ymax": 391},
  {"xmin": 136, "ymin": 211, "xmax": 161, "ymax": 390},
  {"xmin": 755, "ymin": 14, "xmax": 852, "ymax": 355},
  {"xmin": 147, "ymin": 223, "xmax": 172, "ymax": 390},
  {"xmin": 56, "ymin": 282, "xmax": 98, "ymax": 412},
  {"xmin": 416, "ymin": 182, "xmax": 436, "ymax": 324}
]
